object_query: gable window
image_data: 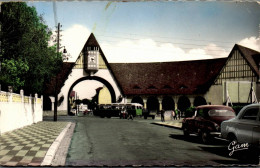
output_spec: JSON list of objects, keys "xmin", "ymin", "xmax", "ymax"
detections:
[
  {"xmin": 148, "ymin": 85, "xmax": 157, "ymax": 89},
  {"xmin": 163, "ymin": 85, "xmax": 172, "ymax": 89},
  {"xmin": 133, "ymin": 85, "xmax": 141, "ymax": 89}
]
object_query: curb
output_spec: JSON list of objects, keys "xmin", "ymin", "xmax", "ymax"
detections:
[
  {"xmin": 41, "ymin": 122, "xmax": 72, "ymax": 166},
  {"xmin": 153, "ymin": 122, "xmax": 182, "ymax": 130}
]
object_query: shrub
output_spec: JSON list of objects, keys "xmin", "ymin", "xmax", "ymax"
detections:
[{"xmin": 185, "ymin": 106, "xmax": 196, "ymax": 117}]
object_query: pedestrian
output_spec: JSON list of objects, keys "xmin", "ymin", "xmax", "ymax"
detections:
[
  {"xmin": 127, "ymin": 110, "xmax": 133, "ymax": 120},
  {"xmin": 175, "ymin": 109, "xmax": 178, "ymax": 120},
  {"xmin": 121, "ymin": 108, "xmax": 127, "ymax": 119},
  {"xmin": 172, "ymin": 110, "xmax": 176, "ymax": 120},
  {"xmin": 161, "ymin": 109, "xmax": 165, "ymax": 122},
  {"xmin": 177, "ymin": 109, "xmax": 181, "ymax": 120}
]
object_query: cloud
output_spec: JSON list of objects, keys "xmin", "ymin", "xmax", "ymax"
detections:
[
  {"xmin": 238, "ymin": 36, "xmax": 260, "ymax": 52},
  {"xmin": 101, "ymin": 39, "xmax": 228, "ymax": 63},
  {"xmin": 58, "ymin": 24, "xmax": 230, "ymax": 63},
  {"xmin": 60, "ymin": 24, "xmax": 91, "ymax": 62}
]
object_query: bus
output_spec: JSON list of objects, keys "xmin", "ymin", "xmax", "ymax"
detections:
[{"xmin": 94, "ymin": 103, "xmax": 143, "ymax": 118}]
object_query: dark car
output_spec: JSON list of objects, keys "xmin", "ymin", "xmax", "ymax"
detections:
[{"xmin": 182, "ymin": 105, "xmax": 236, "ymax": 143}]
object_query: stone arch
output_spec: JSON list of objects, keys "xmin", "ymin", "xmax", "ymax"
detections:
[
  {"xmin": 177, "ymin": 96, "xmax": 191, "ymax": 112},
  {"xmin": 162, "ymin": 96, "xmax": 175, "ymax": 110},
  {"xmin": 147, "ymin": 96, "xmax": 159, "ymax": 112},
  {"xmin": 67, "ymin": 76, "xmax": 116, "ymax": 115},
  {"xmin": 194, "ymin": 96, "xmax": 207, "ymax": 107},
  {"xmin": 131, "ymin": 96, "xmax": 144, "ymax": 106}
]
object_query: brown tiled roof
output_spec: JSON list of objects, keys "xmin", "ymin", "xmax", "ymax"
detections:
[
  {"xmin": 44, "ymin": 62, "xmax": 74, "ymax": 95},
  {"xmin": 235, "ymin": 44, "xmax": 260, "ymax": 76},
  {"xmin": 110, "ymin": 58, "xmax": 227, "ymax": 96}
]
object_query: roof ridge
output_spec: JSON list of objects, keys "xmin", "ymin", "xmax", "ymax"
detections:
[{"xmin": 110, "ymin": 57, "xmax": 227, "ymax": 64}]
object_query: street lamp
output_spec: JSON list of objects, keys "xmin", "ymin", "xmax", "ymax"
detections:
[{"xmin": 60, "ymin": 46, "xmax": 67, "ymax": 54}]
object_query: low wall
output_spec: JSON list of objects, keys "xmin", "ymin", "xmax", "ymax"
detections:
[{"xmin": 0, "ymin": 90, "xmax": 43, "ymax": 134}]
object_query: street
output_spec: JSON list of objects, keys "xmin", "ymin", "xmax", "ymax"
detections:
[{"xmin": 47, "ymin": 116, "xmax": 241, "ymax": 166}]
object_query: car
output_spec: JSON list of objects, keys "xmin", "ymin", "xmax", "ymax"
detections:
[
  {"xmin": 143, "ymin": 109, "xmax": 156, "ymax": 119},
  {"xmin": 182, "ymin": 105, "xmax": 236, "ymax": 143},
  {"xmin": 221, "ymin": 104, "xmax": 260, "ymax": 163}
]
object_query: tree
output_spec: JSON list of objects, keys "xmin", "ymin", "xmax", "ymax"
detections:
[{"xmin": 0, "ymin": 2, "xmax": 62, "ymax": 94}]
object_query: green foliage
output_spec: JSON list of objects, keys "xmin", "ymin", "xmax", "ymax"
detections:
[
  {"xmin": 232, "ymin": 105, "xmax": 244, "ymax": 115},
  {"xmin": 0, "ymin": 2, "xmax": 62, "ymax": 94},
  {"xmin": 185, "ymin": 106, "xmax": 196, "ymax": 117}
]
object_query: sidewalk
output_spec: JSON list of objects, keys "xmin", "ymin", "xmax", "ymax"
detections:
[
  {"xmin": 0, "ymin": 121, "xmax": 72, "ymax": 166},
  {"xmin": 153, "ymin": 117, "xmax": 183, "ymax": 129}
]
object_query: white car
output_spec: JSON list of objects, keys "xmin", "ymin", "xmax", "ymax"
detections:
[
  {"xmin": 221, "ymin": 104, "xmax": 260, "ymax": 144},
  {"xmin": 221, "ymin": 104, "xmax": 260, "ymax": 163}
]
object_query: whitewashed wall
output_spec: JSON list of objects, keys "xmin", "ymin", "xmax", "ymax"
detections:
[
  {"xmin": 57, "ymin": 68, "xmax": 123, "ymax": 112},
  {"xmin": 0, "ymin": 90, "xmax": 43, "ymax": 134}
]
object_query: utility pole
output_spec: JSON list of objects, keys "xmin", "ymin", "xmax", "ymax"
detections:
[{"xmin": 54, "ymin": 22, "xmax": 60, "ymax": 121}]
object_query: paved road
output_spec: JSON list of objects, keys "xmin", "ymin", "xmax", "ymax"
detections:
[{"xmin": 58, "ymin": 116, "xmax": 240, "ymax": 166}]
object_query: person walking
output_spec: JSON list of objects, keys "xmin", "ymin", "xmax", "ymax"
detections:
[
  {"xmin": 127, "ymin": 110, "xmax": 134, "ymax": 120},
  {"xmin": 177, "ymin": 109, "xmax": 181, "ymax": 120},
  {"xmin": 175, "ymin": 109, "xmax": 178, "ymax": 120},
  {"xmin": 120, "ymin": 108, "xmax": 127, "ymax": 119},
  {"xmin": 172, "ymin": 110, "xmax": 176, "ymax": 120},
  {"xmin": 161, "ymin": 109, "xmax": 165, "ymax": 122}
]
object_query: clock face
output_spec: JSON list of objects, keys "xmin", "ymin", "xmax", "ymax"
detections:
[
  {"xmin": 87, "ymin": 51, "xmax": 98, "ymax": 70},
  {"xmin": 88, "ymin": 55, "xmax": 96, "ymax": 63}
]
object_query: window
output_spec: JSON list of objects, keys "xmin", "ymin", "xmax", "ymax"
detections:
[
  {"xmin": 241, "ymin": 108, "xmax": 259, "ymax": 120},
  {"xmin": 208, "ymin": 109, "xmax": 235, "ymax": 117}
]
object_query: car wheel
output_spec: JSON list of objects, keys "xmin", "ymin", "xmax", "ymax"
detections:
[
  {"xmin": 152, "ymin": 116, "xmax": 155, "ymax": 120},
  {"xmin": 201, "ymin": 131, "xmax": 210, "ymax": 144}
]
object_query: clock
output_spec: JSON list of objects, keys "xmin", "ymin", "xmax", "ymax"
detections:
[{"xmin": 87, "ymin": 50, "xmax": 99, "ymax": 71}]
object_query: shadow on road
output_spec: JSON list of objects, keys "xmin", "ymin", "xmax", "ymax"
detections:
[
  {"xmin": 169, "ymin": 133, "xmax": 227, "ymax": 145},
  {"xmin": 169, "ymin": 133, "xmax": 259, "ymax": 165}
]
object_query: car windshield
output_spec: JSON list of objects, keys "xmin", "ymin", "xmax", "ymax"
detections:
[{"xmin": 208, "ymin": 109, "xmax": 235, "ymax": 117}]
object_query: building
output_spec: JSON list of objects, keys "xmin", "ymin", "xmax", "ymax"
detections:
[{"xmin": 44, "ymin": 33, "xmax": 260, "ymax": 114}]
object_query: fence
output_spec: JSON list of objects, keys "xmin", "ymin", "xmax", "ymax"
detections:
[{"xmin": 0, "ymin": 90, "xmax": 43, "ymax": 134}]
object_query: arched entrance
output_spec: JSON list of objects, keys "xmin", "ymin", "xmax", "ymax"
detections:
[
  {"xmin": 194, "ymin": 96, "xmax": 207, "ymax": 107},
  {"xmin": 131, "ymin": 96, "xmax": 144, "ymax": 106},
  {"xmin": 177, "ymin": 96, "xmax": 191, "ymax": 113},
  {"xmin": 162, "ymin": 96, "xmax": 175, "ymax": 110},
  {"xmin": 67, "ymin": 76, "xmax": 116, "ymax": 115},
  {"xmin": 147, "ymin": 96, "xmax": 159, "ymax": 112}
]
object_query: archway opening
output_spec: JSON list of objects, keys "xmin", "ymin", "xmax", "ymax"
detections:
[
  {"xmin": 67, "ymin": 76, "xmax": 116, "ymax": 115},
  {"xmin": 177, "ymin": 96, "xmax": 191, "ymax": 113},
  {"xmin": 147, "ymin": 96, "xmax": 159, "ymax": 112},
  {"xmin": 162, "ymin": 96, "xmax": 175, "ymax": 110},
  {"xmin": 194, "ymin": 96, "xmax": 207, "ymax": 107}
]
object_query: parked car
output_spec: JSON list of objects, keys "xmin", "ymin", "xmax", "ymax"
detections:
[
  {"xmin": 143, "ymin": 109, "xmax": 156, "ymax": 119},
  {"xmin": 221, "ymin": 104, "xmax": 260, "ymax": 163},
  {"xmin": 182, "ymin": 105, "xmax": 236, "ymax": 143}
]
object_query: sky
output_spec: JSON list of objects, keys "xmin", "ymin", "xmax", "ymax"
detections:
[
  {"xmin": 26, "ymin": 1, "xmax": 260, "ymax": 100},
  {"xmin": 27, "ymin": 1, "xmax": 260, "ymax": 63}
]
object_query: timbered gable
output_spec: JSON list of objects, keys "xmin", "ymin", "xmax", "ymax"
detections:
[
  {"xmin": 74, "ymin": 51, "xmax": 107, "ymax": 69},
  {"xmin": 73, "ymin": 34, "xmax": 108, "ymax": 70},
  {"xmin": 215, "ymin": 44, "xmax": 259, "ymax": 85}
]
